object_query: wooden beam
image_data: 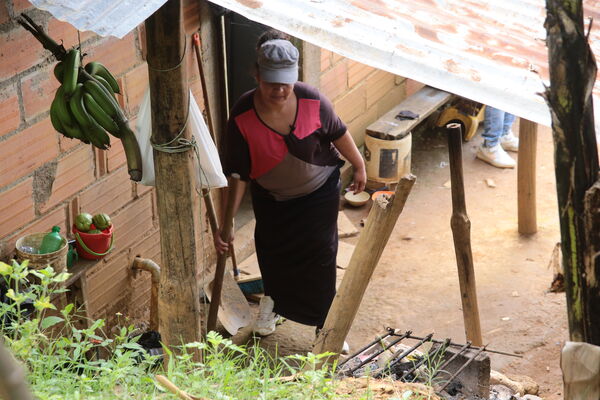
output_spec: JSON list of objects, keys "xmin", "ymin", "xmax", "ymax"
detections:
[
  {"xmin": 446, "ymin": 123, "xmax": 483, "ymax": 346},
  {"xmin": 313, "ymin": 175, "xmax": 415, "ymax": 359},
  {"xmin": 145, "ymin": 0, "xmax": 203, "ymax": 351},
  {"xmin": 517, "ymin": 119, "xmax": 538, "ymax": 235}
]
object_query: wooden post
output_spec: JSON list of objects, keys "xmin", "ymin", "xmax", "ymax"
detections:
[
  {"xmin": 446, "ymin": 123, "xmax": 483, "ymax": 346},
  {"xmin": 313, "ymin": 175, "xmax": 415, "ymax": 358},
  {"xmin": 145, "ymin": 0, "xmax": 203, "ymax": 351},
  {"xmin": 517, "ymin": 119, "xmax": 538, "ymax": 234},
  {"xmin": 545, "ymin": 0, "xmax": 600, "ymax": 343}
]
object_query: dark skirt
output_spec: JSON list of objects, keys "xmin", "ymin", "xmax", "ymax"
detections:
[{"xmin": 250, "ymin": 169, "xmax": 340, "ymax": 327}]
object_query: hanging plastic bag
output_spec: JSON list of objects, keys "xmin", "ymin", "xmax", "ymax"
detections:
[
  {"xmin": 134, "ymin": 88, "xmax": 227, "ymax": 189},
  {"xmin": 135, "ymin": 87, "xmax": 155, "ymax": 186}
]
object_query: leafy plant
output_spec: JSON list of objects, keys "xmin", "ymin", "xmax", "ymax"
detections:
[{"xmin": 0, "ymin": 260, "xmax": 348, "ymax": 399}]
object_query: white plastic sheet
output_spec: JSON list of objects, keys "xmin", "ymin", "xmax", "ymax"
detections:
[
  {"xmin": 135, "ymin": 88, "xmax": 227, "ymax": 189},
  {"xmin": 29, "ymin": 0, "xmax": 165, "ymax": 38}
]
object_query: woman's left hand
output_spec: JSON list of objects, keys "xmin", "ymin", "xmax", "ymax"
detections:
[{"xmin": 349, "ymin": 167, "xmax": 367, "ymax": 194}]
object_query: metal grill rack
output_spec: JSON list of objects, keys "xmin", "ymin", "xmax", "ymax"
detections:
[{"xmin": 337, "ymin": 327, "xmax": 521, "ymax": 396}]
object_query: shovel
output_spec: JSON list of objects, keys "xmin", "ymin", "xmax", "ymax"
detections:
[{"xmin": 205, "ymin": 174, "xmax": 251, "ymax": 335}]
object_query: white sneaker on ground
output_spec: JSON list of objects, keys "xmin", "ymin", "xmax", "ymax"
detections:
[
  {"xmin": 500, "ymin": 131, "xmax": 519, "ymax": 152},
  {"xmin": 476, "ymin": 144, "xmax": 516, "ymax": 168},
  {"xmin": 253, "ymin": 296, "xmax": 280, "ymax": 336},
  {"xmin": 315, "ymin": 328, "xmax": 350, "ymax": 355}
]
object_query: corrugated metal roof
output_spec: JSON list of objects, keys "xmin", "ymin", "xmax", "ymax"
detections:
[
  {"xmin": 208, "ymin": 0, "xmax": 600, "ymax": 131},
  {"xmin": 29, "ymin": 0, "xmax": 166, "ymax": 38},
  {"xmin": 30, "ymin": 0, "xmax": 600, "ymax": 132}
]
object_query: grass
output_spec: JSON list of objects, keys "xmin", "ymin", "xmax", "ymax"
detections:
[{"xmin": 0, "ymin": 259, "xmax": 442, "ymax": 399}]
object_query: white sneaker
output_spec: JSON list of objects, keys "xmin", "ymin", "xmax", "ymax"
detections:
[
  {"xmin": 500, "ymin": 131, "xmax": 519, "ymax": 152},
  {"xmin": 253, "ymin": 296, "xmax": 279, "ymax": 336},
  {"xmin": 476, "ymin": 144, "xmax": 516, "ymax": 168}
]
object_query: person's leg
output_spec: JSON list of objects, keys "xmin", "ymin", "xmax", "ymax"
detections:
[
  {"xmin": 482, "ymin": 106, "xmax": 504, "ymax": 148},
  {"xmin": 502, "ymin": 112, "xmax": 516, "ymax": 136},
  {"xmin": 477, "ymin": 106, "xmax": 516, "ymax": 168},
  {"xmin": 500, "ymin": 113, "xmax": 519, "ymax": 152}
]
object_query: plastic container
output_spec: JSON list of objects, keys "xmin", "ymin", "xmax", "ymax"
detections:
[
  {"xmin": 15, "ymin": 232, "xmax": 68, "ymax": 273},
  {"xmin": 39, "ymin": 226, "xmax": 63, "ymax": 254},
  {"xmin": 364, "ymin": 132, "xmax": 412, "ymax": 183},
  {"xmin": 72, "ymin": 224, "xmax": 114, "ymax": 261}
]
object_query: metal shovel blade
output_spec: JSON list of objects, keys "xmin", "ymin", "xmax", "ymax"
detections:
[{"xmin": 204, "ymin": 271, "xmax": 252, "ymax": 335}]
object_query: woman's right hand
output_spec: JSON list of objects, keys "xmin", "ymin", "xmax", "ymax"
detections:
[{"xmin": 213, "ymin": 228, "xmax": 233, "ymax": 255}]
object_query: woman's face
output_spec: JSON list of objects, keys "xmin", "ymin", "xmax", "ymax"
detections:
[{"xmin": 256, "ymin": 77, "xmax": 294, "ymax": 107}]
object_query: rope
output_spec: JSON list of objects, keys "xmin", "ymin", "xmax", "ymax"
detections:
[{"xmin": 147, "ymin": 36, "xmax": 188, "ymax": 72}]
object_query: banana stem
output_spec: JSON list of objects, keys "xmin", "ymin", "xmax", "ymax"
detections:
[{"xmin": 17, "ymin": 14, "xmax": 66, "ymax": 60}]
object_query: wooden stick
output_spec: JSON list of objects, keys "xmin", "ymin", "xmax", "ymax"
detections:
[
  {"xmin": 155, "ymin": 375, "xmax": 208, "ymax": 400},
  {"xmin": 313, "ymin": 175, "xmax": 415, "ymax": 358},
  {"xmin": 446, "ymin": 123, "xmax": 483, "ymax": 346},
  {"xmin": 517, "ymin": 119, "xmax": 537, "ymax": 234},
  {"xmin": 206, "ymin": 174, "xmax": 240, "ymax": 332}
]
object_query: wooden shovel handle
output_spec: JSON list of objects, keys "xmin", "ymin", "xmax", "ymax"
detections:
[{"xmin": 206, "ymin": 174, "xmax": 240, "ymax": 332}]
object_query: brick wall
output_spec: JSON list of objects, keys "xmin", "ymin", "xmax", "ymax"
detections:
[
  {"xmin": 0, "ymin": 0, "xmax": 207, "ymax": 329},
  {"xmin": 319, "ymin": 49, "xmax": 408, "ymax": 148}
]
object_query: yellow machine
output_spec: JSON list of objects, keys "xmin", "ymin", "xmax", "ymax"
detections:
[{"xmin": 436, "ymin": 100, "xmax": 486, "ymax": 141}]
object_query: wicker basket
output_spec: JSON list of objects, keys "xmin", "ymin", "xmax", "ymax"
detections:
[{"xmin": 14, "ymin": 233, "xmax": 68, "ymax": 273}]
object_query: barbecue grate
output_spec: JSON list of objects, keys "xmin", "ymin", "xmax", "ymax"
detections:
[{"xmin": 337, "ymin": 327, "xmax": 521, "ymax": 398}]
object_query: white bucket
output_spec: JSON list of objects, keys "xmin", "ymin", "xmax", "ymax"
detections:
[{"xmin": 364, "ymin": 133, "xmax": 412, "ymax": 183}]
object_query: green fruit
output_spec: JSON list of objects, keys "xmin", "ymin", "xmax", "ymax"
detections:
[
  {"xmin": 88, "ymin": 229, "xmax": 102, "ymax": 234},
  {"xmin": 75, "ymin": 213, "xmax": 93, "ymax": 232},
  {"xmin": 92, "ymin": 213, "xmax": 112, "ymax": 230}
]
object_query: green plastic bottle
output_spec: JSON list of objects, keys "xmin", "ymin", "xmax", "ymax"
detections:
[{"xmin": 39, "ymin": 226, "xmax": 63, "ymax": 254}]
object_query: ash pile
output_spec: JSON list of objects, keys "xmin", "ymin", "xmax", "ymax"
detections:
[{"xmin": 336, "ymin": 328, "xmax": 542, "ymax": 400}]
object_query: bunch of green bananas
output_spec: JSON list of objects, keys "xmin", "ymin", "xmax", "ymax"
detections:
[{"xmin": 50, "ymin": 48, "xmax": 142, "ymax": 181}]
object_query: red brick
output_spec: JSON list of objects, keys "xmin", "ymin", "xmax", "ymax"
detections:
[
  {"xmin": 0, "ymin": 83, "xmax": 20, "ymax": 137},
  {"xmin": 332, "ymin": 52, "xmax": 345, "ymax": 64},
  {"xmin": 2, "ymin": 205, "xmax": 68, "ymax": 260},
  {"xmin": 58, "ymin": 134, "xmax": 83, "ymax": 153},
  {"xmin": 347, "ymin": 106, "xmax": 378, "ymax": 147},
  {"xmin": 38, "ymin": 145, "xmax": 96, "ymax": 213},
  {"xmin": 366, "ymin": 69, "xmax": 397, "ymax": 109},
  {"xmin": 85, "ymin": 250, "xmax": 130, "ymax": 317},
  {"xmin": 47, "ymin": 18, "xmax": 96, "ymax": 52},
  {"xmin": 406, "ymin": 79, "xmax": 425, "ymax": 97},
  {"xmin": 21, "ymin": 66, "xmax": 61, "ymax": 121},
  {"xmin": 110, "ymin": 193, "xmax": 154, "ymax": 251},
  {"xmin": 334, "ymin": 85, "xmax": 366, "ymax": 123},
  {"xmin": 320, "ymin": 49, "xmax": 331, "ymax": 72},
  {"xmin": 137, "ymin": 25, "xmax": 147, "ymax": 61},
  {"xmin": 79, "ymin": 166, "xmax": 133, "ymax": 216},
  {"xmin": 13, "ymin": 0, "xmax": 34, "ymax": 13},
  {"xmin": 348, "ymin": 60, "xmax": 375, "ymax": 88},
  {"xmin": 106, "ymin": 132, "xmax": 127, "ymax": 173},
  {"xmin": 131, "ymin": 228, "xmax": 160, "ymax": 261},
  {"xmin": 0, "ymin": 178, "xmax": 35, "ymax": 236},
  {"xmin": 123, "ymin": 63, "xmax": 148, "ymax": 117},
  {"xmin": 83, "ymin": 33, "xmax": 138, "ymax": 79},
  {"xmin": 0, "ymin": 27, "xmax": 45, "ymax": 80},
  {"xmin": 0, "ymin": 118, "xmax": 59, "ymax": 187},
  {"xmin": 320, "ymin": 60, "xmax": 347, "ymax": 101},
  {"xmin": 376, "ymin": 84, "xmax": 406, "ymax": 119}
]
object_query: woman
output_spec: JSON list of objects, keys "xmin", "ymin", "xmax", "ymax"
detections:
[{"xmin": 215, "ymin": 30, "xmax": 366, "ymax": 347}]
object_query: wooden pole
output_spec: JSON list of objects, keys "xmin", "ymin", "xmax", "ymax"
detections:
[
  {"xmin": 145, "ymin": 0, "xmax": 203, "ymax": 351},
  {"xmin": 545, "ymin": 0, "xmax": 600, "ymax": 343},
  {"xmin": 206, "ymin": 175, "xmax": 240, "ymax": 333},
  {"xmin": 313, "ymin": 175, "xmax": 415, "ymax": 358},
  {"xmin": 446, "ymin": 123, "xmax": 483, "ymax": 346},
  {"xmin": 517, "ymin": 119, "xmax": 538, "ymax": 234}
]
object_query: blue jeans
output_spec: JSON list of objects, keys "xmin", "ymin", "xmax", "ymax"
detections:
[{"xmin": 482, "ymin": 106, "xmax": 515, "ymax": 148}]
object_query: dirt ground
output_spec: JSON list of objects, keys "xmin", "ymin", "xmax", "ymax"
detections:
[{"xmin": 233, "ymin": 121, "xmax": 568, "ymax": 399}]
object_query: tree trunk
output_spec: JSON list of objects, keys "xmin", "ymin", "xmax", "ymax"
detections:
[
  {"xmin": 145, "ymin": 0, "xmax": 203, "ymax": 353},
  {"xmin": 544, "ymin": 0, "xmax": 600, "ymax": 343}
]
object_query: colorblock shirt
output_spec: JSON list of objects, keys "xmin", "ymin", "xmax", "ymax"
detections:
[{"xmin": 223, "ymin": 82, "xmax": 346, "ymax": 200}]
